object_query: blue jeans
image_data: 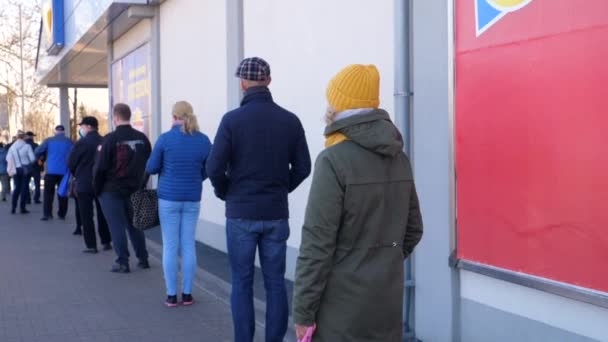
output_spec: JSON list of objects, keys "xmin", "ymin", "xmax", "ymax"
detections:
[
  {"xmin": 226, "ymin": 219, "xmax": 290, "ymax": 342},
  {"xmin": 11, "ymin": 168, "xmax": 28, "ymax": 212},
  {"xmin": 98, "ymin": 192, "xmax": 148, "ymax": 266},
  {"xmin": 158, "ymin": 199, "xmax": 200, "ymax": 296}
]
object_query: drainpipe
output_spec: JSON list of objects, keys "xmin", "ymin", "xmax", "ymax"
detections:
[
  {"xmin": 394, "ymin": 0, "xmax": 415, "ymax": 341},
  {"xmin": 226, "ymin": 0, "xmax": 244, "ymax": 109}
]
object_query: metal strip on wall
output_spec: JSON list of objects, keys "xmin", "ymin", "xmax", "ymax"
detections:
[
  {"xmin": 452, "ymin": 257, "xmax": 608, "ymax": 309},
  {"xmin": 150, "ymin": 5, "xmax": 161, "ymax": 140},
  {"xmin": 447, "ymin": 1, "xmax": 461, "ymax": 340}
]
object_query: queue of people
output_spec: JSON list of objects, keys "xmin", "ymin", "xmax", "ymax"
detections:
[{"xmin": 2, "ymin": 57, "xmax": 423, "ymax": 342}]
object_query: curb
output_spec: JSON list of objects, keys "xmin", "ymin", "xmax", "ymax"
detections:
[{"xmin": 146, "ymin": 236, "xmax": 297, "ymax": 342}]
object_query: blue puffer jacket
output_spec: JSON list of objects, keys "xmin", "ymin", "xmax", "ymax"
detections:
[
  {"xmin": 35, "ymin": 133, "xmax": 73, "ymax": 175},
  {"xmin": 146, "ymin": 125, "xmax": 212, "ymax": 202},
  {"xmin": 0, "ymin": 147, "xmax": 7, "ymax": 174}
]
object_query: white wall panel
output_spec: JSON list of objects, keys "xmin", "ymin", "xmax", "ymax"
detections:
[{"xmin": 160, "ymin": 0, "xmax": 228, "ymax": 247}]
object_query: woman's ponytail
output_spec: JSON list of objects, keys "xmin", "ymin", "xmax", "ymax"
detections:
[
  {"xmin": 182, "ymin": 112, "xmax": 199, "ymax": 134},
  {"xmin": 172, "ymin": 101, "xmax": 199, "ymax": 134}
]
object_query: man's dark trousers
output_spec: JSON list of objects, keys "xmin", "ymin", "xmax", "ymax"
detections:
[
  {"xmin": 98, "ymin": 191, "xmax": 148, "ymax": 266},
  {"xmin": 78, "ymin": 192, "xmax": 111, "ymax": 249},
  {"xmin": 31, "ymin": 170, "xmax": 41, "ymax": 202},
  {"xmin": 43, "ymin": 174, "xmax": 68, "ymax": 218},
  {"xmin": 24, "ymin": 171, "xmax": 40, "ymax": 203}
]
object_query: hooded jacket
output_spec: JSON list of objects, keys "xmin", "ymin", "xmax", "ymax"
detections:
[{"xmin": 293, "ymin": 109, "xmax": 423, "ymax": 342}]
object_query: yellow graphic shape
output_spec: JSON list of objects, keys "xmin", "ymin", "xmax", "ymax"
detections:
[
  {"xmin": 488, "ymin": 0, "xmax": 533, "ymax": 12},
  {"xmin": 43, "ymin": 2, "xmax": 53, "ymax": 43}
]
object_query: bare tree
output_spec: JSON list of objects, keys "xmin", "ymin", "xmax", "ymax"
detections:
[
  {"xmin": 74, "ymin": 103, "xmax": 110, "ymax": 136},
  {"xmin": 0, "ymin": 0, "xmax": 57, "ymax": 140}
]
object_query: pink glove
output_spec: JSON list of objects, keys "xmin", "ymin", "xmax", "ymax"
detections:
[{"xmin": 297, "ymin": 325, "xmax": 316, "ymax": 342}]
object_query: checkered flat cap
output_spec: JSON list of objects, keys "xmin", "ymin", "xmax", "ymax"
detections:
[{"xmin": 235, "ymin": 57, "xmax": 271, "ymax": 81}]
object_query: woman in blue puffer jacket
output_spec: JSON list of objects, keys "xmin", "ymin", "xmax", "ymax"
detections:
[{"xmin": 146, "ymin": 101, "xmax": 212, "ymax": 307}]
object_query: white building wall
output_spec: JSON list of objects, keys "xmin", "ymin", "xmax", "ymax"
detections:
[
  {"xmin": 243, "ymin": 0, "xmax": 395, "ymax": 249},
  {"xmin": 159, "ymin": 0, "xmax": 229, "ymax": 249},
  {"xmin": 461, "ymin": 271, "xmax": 608, "ymax": 342}
]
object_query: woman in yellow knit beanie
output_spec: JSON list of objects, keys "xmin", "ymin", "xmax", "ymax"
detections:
[
  {"xmin": 324, "ymin": 64, "xmax": 380, "ymax": 124},
  {"xmin": 293, "ymin": 64, "xmax": 424, "ymax": 342}
]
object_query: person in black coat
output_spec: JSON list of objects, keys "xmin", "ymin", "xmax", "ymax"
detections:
[
  {"xmin": 24, "ymin": 132, "xmax": 42, "ymax": 204},
  {"xmin": 67, "ymin": 116, "xmax": 112, "ymax": 254}
]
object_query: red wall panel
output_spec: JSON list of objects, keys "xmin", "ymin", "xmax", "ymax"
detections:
[{"xmin": 456, "ymin": 0, "xmax": 608, "ymax": 292}]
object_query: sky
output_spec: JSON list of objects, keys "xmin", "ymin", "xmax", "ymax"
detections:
[{"xmin": 78, "ymin": 88, "xmax": 109, "ymax": 113}]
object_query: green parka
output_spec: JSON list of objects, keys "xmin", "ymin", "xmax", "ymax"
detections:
[{"xmin": 293, "ymin": 109, "xmax": 423, "ymax": 342}]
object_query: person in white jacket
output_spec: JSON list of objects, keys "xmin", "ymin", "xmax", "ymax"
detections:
[{"xmin": 7, "ymin": 131, "xmax": 35, "ymax": 214}]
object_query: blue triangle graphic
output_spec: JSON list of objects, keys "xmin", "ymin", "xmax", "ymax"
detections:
[{"xmin": 476, "ymin": 0, "xmax": 503, "ymax": 35}]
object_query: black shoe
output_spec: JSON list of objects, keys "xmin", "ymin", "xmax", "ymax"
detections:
[
  {"xmin": 83, "ymin": 248, "xmax": 98, "ymax": 254},
  {"xmin": 34, "ymin": 200, "xmax": 41, "ymax": 204},
  {"xmin": 11, "ymin": 209, "xmax": 16, "ymax": 214},
  {"xmin": 40, "ymin": 216, "xmax": 51, "ymax": 221},
  {"xmin": 20, "ymin": 209, "xmax": 30, "ymax": 214},
  {"xmin": 102, "ymin": 243, "xmax": 112, "ymax": 251},
  {"xmin": 165, "ymin": 295, "xmax": 178, "ymax": 307},
  {"xmin": 137, "ymin": 259, "xmax": 150, "ymax": 269},
  {"xmin": 182, "ymin": 294, "xmax": 194, "ymax": 306},
  {"xmin": 73, "ymin": 228, "xmax": 82, "ymax": 236},
  {"xmin": 2, "ymin": 198, "xmax": 6, "ymax": 202},
  {"xmin": 58, "ymin": 216, "xmax": 65, "ymax": 220},
  {"xmin": 110, "ymin": 263, "xmax": 130, "ymax": 273}
]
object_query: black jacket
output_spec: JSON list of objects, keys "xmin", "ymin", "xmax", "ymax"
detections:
[
  {"xmin": 26, "ymin": 140, "xmax": 42, "ymax": 172},
  {"xmin": 93, "ymin": 125, "xmax": 152, "ymax": 197},
  {"xmin": 67, "ymin": 131, "xmax": 103, "ymax": 194}
]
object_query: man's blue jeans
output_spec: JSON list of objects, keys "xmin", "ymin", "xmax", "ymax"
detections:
[
  {"xmin": 11, "ymin": 169, "xmax": 28, "ymax": 212},
  {"xmin": 158, "ymin": 199, "xmax": 200, "ymax": 296},
  {"xmin": 226, "ymin": 219, "xmax": 290, "ymax": 342}
]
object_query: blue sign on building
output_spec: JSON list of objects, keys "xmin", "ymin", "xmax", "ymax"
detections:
[{"xmin": 42, "ymin": 0, "xmax": 65, "ymax": 55}]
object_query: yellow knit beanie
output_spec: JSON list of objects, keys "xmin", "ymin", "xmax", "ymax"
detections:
[{"xmin": 326, "ymin": 64, "xmax": 380, "ymax": 112}]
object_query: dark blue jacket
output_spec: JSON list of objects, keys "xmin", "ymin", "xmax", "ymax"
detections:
[
  {"xmin": 35, "ymin": 133, "xmax": 73, "ymax": 176},
  {"xmin": 206, "ymin": 86, "xmax": 312, "ymax": 220},
  {"xmin": 67, "ymin": 131, "xmax": 104, "ymax": 194},
  {"xmin": 146, "ymin": 125, "xmax": 212, "ymax": 202}
]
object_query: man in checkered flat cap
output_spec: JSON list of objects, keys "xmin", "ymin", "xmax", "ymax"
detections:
[{"xmin": 207, "ymin": 57, "xmax": 312, "ymax": 342}]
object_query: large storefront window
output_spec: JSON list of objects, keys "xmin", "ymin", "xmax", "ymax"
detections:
[
  {"xmin": 111, "ymin": 43, "xmax": 152, "ymax": 137},
  {"xmin": 455, "ymin": 0, "xmax": 608, "ymax": 293}
]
